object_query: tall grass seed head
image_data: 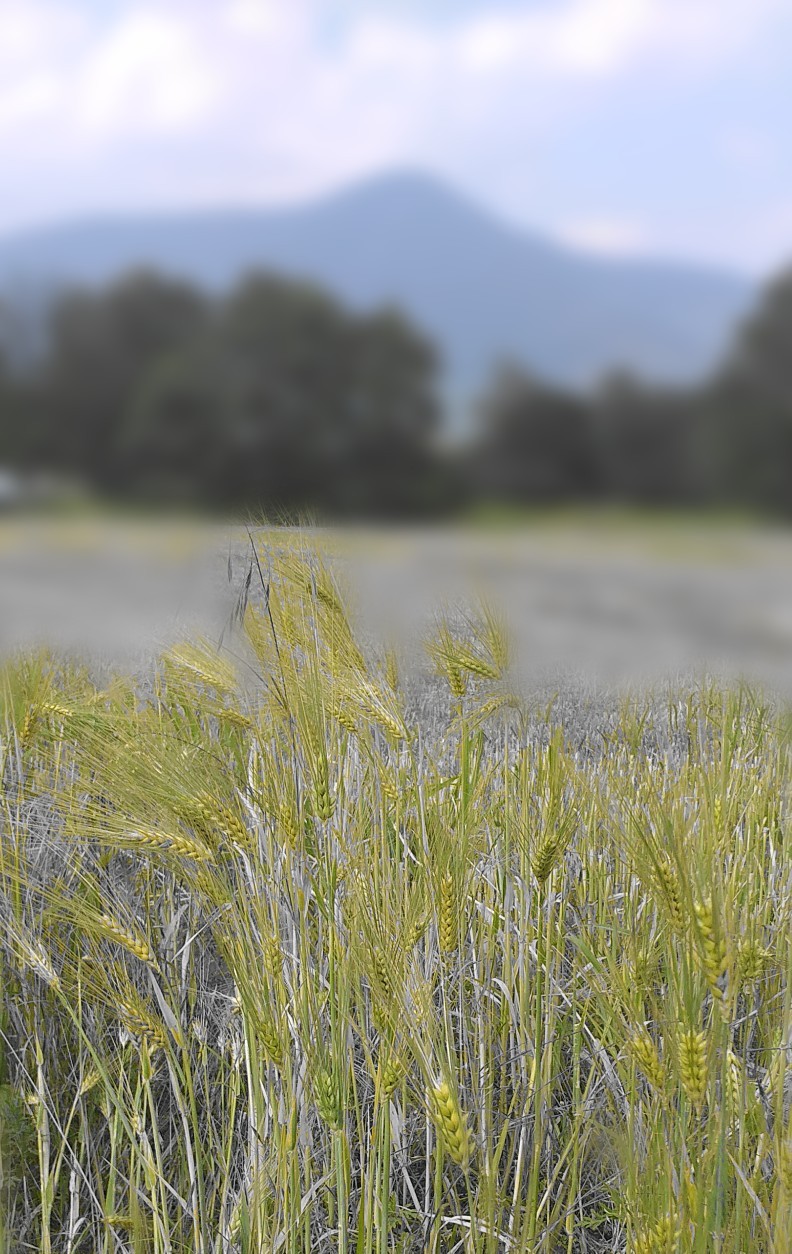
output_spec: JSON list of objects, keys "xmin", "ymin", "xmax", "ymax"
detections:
[
  {"xmin": 315, "ymin": 1067, "xmax": 343, "ymax": 1129},
  {"xmin": 632, "ymin": 1213, "xmax": 680, "ymax": 1254},
  {"xmin": 379, "ymin": 1052, "xmax": 404, "ymax": 1100},
  {"xmin": 693, "ymin": 896, "xmax": 728, "ymax": 1006},
  {"xmin": 371, "ymin": 945, "xmax": 395, "ymax": 1003},
  {"xmin": 97, "ymin": 913, "xmax": 157, "ymax": 966},
  {"xmin": 116, "ymin": 990, "xmax": 167, "ymax": 1052},
  {"xmin": 677, "ymin": 1027, "xmax": 708, "ymax": 1108},
  {"xmin": 531, "ymin": 830, "xmax": 564, "ymax": 883},
  {"xmin": 429, "ymin": 1079, "xmax": 471, "ymax": 1169},
  {"xmin": 737, "ymin": 936, "xmax": 770, "ymax": 985},
  {"xmin": 629, "ymin": 1030, "xmax": 665, "ymax": 1091},
  {"xmin": 438, "ymin": 871, "xmax": 457, "ymax": 955},
  {"xmin": 654, "ymin": 858, "xmax": 685, "ymax": 933},
  {"xmin": 254, "ymin": 1010, "xmax": 284, "ymax": 1068},
  {"xmin": 312, "ymin": 755, "xmax": 335, "ymax": 822}
]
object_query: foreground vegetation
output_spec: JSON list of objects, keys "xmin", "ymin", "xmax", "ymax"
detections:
[{"xmin": 1, "ymin": 544, "xmax": 791, "ymax": 1252}]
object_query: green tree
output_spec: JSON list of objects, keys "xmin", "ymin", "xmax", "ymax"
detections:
[
  {"xmin": 41, "ymin": 271, "xmax": 209, "ymax": 489},
  {"xmin": 704, "ymin": 270, "xmax": 792, "ymax": 513},
  {"xmin": 593, "ymin": 370, "xmax": 693, "ymax": 505},
  {"xmin": 120, "ymin": 347, "xmax": 229, "ymax": 504},
  {"xmin": 105, "ymin": 270, "xmax": 443, "ymax": 514},
  {"xmin": 217, "ymin": 274, "xmax": 351, "ymax": 511},
  {"xmin": 328, "ymin": 307, "xmax": 443, "ymax": 516},
  {"xmin": 473, "ymin": 365, "xmax": 596, "ymax": 504}
]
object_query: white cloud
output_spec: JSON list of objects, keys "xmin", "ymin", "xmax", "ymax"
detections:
[
  {"xmin": 225, "ymin": 0, "xmax": 281, "ymax": 38},
  {"xmin": 455, "ymin": 0, "xmax": 657, "ymax": 77},
  {"xmin": 555, "ymin": 216, "xmax": 651, "ymax": 257},
  {"xmin": 0, "ymin": 0, "xmax": 788, "ymax": 270},
  {"xmin": 373, "ymin": 0, "xmax": 786, "ymax": 83},
  {"xmin": 0, "ymin": 0, "xmax": 86, "ymax": 66},
  {"xmin": 0, "ymin": 0, "xmax": 781, "ymax": 149},
  {"xmin": 0, "ymin": 76, "xmax": 61, "ymax": 129},
  {"xmin": 0, "ymin": 1, "xmax": 86, "ymax": 132},
  {"xmin": 72, "ymin": 10, "xmax": 220, "ymax": 140},
  {"xmin": 0, "ymin": 3, "xmax": 219, "ymax": 144}
]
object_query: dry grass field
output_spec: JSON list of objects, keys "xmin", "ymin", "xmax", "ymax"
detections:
[{"xmin": 1, "ymin": 517, "xmax": 791, "ymax": 1251}]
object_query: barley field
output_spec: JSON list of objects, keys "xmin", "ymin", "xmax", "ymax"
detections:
[{"xmin": 1, "ymin": 533, "xmax": 791, "ymax": 1252}]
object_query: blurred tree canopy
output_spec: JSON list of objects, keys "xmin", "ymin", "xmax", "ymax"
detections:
[
  {"xmin": 700, "ymin": 273, "xmax": 792, "ymax": 514},
  {"xmin": 471, "ymin": 269, "xmax": 792, "ymax": 517},
  {"xmin": 474, "ymin": 366, "xmax": 595, "ymax": 503},
  {"xmin": 1, "ymin": 262, "xmax": 792, "ymax": 517},
  {"xmin": 0, "ymin": 271, "xmax": 442, "ymax": 516},
  {"xmin": 41, "ymin": 273, "xmax": 210, "ymax": 488}
]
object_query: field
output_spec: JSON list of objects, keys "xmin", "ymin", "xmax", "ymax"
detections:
[{"xmin": 1, "ymin": 522, "xmax": 792, "ymax": 1251}]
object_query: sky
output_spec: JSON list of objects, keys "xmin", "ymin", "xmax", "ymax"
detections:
[{"xmin": 1, "ymin": 0, "xmax": 791, "ymax": 275}]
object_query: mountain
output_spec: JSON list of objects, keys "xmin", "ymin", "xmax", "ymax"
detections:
[{"xmin": 0, "ymin": 171, "xmax": 757, "ymax": 416}]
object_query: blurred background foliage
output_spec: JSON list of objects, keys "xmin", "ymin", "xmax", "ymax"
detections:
[{"xmin": 1, "ymin": 264, "xmax": 792, "ymax": 519}]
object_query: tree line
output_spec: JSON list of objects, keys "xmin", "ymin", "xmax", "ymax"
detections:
[{"xmin": 1, "ymin": 265, "xmax": 791, "ymax": 516}]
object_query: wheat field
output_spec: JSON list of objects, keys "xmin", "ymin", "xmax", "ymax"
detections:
[{"xmin": 1, "ymin": 540, "xmax": 791, "ymax": 1252}]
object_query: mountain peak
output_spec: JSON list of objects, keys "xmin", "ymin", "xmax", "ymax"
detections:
[
  {"xmin": 0, "ymin": 171, "xmax": 756, "ymax": 418},
  {"xmin": 320, "ymin": 167, "xmax": 488, "ymax": 213}
]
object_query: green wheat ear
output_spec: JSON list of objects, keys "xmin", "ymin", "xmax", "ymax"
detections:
[
  {"xmin": 1, "ymin": 541, "xmax": 790, "ymax": 1252},
  {"xmin": 428, "ymin": 1079, "xmax": 472, "ymax": 1169}
]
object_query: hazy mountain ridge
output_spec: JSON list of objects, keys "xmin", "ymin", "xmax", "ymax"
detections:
[{"xmin": 0, "ymin": 171, "xmax": 757, "ymax": 411}]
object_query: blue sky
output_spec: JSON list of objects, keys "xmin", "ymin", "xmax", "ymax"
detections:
[{"xmin": 1, "ymin": 0, "xmax": 791, "ymax": 274}]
